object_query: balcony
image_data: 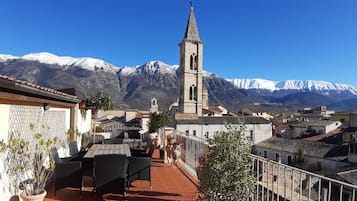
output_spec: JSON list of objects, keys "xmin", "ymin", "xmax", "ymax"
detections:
[
  {"xmin": 44, "ymin": 149, "xmax": 198, "ymax": 201},
  {"xmin": 44, "ymin": 133, "xmax": 357, "ymax": 201}
]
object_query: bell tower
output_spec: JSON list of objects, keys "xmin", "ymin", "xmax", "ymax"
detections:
[{"xmin": 178, "ymin": 4, "xmax": 204, "ymax": 116}]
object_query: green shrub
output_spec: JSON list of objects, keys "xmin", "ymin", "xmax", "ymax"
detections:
[{"xmin": 198, "ymin": 124, "xmax": 255, "ymax": 200}]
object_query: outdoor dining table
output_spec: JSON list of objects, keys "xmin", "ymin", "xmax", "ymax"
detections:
[{"xmin": 84, "ymin": 144, "xmax": 132, "ymax": 158}]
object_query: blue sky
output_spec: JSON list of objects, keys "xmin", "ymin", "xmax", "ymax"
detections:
[{"xmin": 1, "ymin": 0, "xmax": 357, "ymax": 86}]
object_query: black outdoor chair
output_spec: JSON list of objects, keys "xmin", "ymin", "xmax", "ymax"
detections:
[
  {"xmin": 51, "ymin": 147, "xmax": 82, "ymax": 197},
  {"xmin": 131, "ymin": 143, "xmax": 155, "ymax": 158},
  {"xmin": 90, "ymin": 135, "xmax": 104, "ymax": 144},
  {"xmin": 103, "ymin": 138, "xmax": 123, "ymax": 144},
  {"xmin": 94, "ymin": 154, "xmax": 129, "ymax": 200},
  {"xmin": 127, "ymin": 156, "xmax": 152, "ymax": 188},
  {"xmin": 69, "ymin": 141, "xmax": 87, "ymax": 161},
  {"xmin": 69, "ymin": 141, "xmax": 79, "ymax": 156}
]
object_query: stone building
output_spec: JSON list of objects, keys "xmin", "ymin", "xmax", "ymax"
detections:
[{"xmin": 178, "ymin": 5, "xmax": 204, "ymax": 116}]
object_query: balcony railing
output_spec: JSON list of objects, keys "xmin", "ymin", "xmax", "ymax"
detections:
[
  {"xmin": 251, "ymin": 155, "xmax": 357, "ymax": 201},
  {"xmin": 173, "ymin": 132, "xmax": 357, "ymax": 201}
]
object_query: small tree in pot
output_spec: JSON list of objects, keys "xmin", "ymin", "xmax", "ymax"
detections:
[{"xmin": 0, "ymin": 123, "xmax": 59, "ymax": 200}]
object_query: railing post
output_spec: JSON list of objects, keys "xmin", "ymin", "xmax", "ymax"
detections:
[
  {"xmin": 308, "ymin": 175, "xmax": 311, "ymax": 200},
  {"xmin": 299, "ymin": 172, "xmax": 302, "ymax": 201},
  {"xmin": 267, "ymin": 162, "xmax": 269, "ymax": 201},
  {"xmin": 256, "ymin": 159, "xmax": 259, "ymax": 201},
  {"xmin": 262, "ymin": 162, "xmax": 264, "ymax": 201},
  {"xmin": 291, "ymin": 170, "xmax": 294, "ymax": 201},
  {"xmin": 322, "ymin": 186, "xmax": 328, "ymax": 201}
]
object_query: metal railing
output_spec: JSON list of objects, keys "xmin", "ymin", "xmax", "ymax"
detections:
[
  {"xmin": 251, "ymin": 155, "xmax": 357, "ymax": 201},
  {"xmin": 173, "ymin": 132, "xmax": 357, "ymax": 201}
]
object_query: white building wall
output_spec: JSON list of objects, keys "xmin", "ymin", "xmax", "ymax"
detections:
[
  {"xmin": 0, "ymin": 104, "xmax": 73, "ymax": 199},
  {"xmin": 324, "ymin": 121, "xmax": 341, "ymax": 133},
  {"xmin": 254, "ymin": 146, "xmax": 349, "ymax": 170},
  {"xmin": 141, "ymin": 117, "xmax": 150, "ymax": 133},
  {"xmin": 77, "ymin": 109, "xmax": 92, "ymax": 134},
  {"xmin": 176, "ymin": 123, "xmax": 272, "ymax": 145}
]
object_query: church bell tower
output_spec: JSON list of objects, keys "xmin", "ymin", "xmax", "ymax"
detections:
[{"xmin": 178, "ymin": 4, "xmax": 204, "ymax": 116}]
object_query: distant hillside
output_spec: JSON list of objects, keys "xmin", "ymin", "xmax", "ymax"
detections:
[
  {"xmin": 276, "ymin": 92, "xmax": 336, "ymax": 107},
  {"xmin": 1, "ymin": 52, "xmax": 356, "ymax": 111},
  {"xmin": 0, "ymin": 53, "xmax": 263, "ymax": 111},
  {"xmin": 328, "ymin": 98, "xmax": 357, "ymax": 112}
]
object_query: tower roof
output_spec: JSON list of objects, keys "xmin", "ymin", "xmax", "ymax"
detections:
[{"xmin": 183, "ymin": 6, "xmax": 200, "ymax": 41}]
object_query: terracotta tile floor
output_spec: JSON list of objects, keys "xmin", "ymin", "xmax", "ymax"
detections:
[{"xmin": 45, "ymin": 150, "xmax": 198, "ymax": 201}]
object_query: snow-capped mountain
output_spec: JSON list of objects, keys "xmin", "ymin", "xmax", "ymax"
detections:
[
  {"xmin": 0, "ymin": 52, "xmax": 118, "ymax": 73},
  {"xmin": 1, "ymin": 52, "xmax": 357, "ymax": 110},
  {"xmin": 228, "ymin": 78, "xmax": 357, "ymax": 95},
  {"xmin": 119, "ymin": 61, "xmax": 178, "ymax": 76}
]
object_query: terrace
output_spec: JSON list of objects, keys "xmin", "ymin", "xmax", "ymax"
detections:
[
  {"xmin": 44, "ymin": 149, "xmax": 199, "ymax": 201},
  {"xmin": 46, "ymin": 131, "xmax": 357, "ymax": 201}
]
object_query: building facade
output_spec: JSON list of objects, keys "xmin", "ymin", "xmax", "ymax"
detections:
[
  {"xmin": 0, "ymin": 75, "xmax": 92, "ymax": 199},
  {"xmin": 176, "ymin": 116, "xmax": 272, "ymax": 145}
]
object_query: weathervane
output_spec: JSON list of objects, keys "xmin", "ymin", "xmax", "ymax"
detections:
[{"xmin": 190, "ymin": 0, "xmax": 193, "ymax": 8}]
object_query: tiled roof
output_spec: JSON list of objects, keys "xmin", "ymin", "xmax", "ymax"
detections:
[
  {"xmin": 290, "ymin": 120, "xmax": 340, "ymax": 128},
  {"xmin": 176, "ymin": 116, "xmax": 271, "ymax": 125},
  {"xmin": 0, "ymin": 74, "xmax": 79, "ymax": 101},
  {"xmin": 255, "ymin": 137, "xmax": 347, "ymax": 159}
]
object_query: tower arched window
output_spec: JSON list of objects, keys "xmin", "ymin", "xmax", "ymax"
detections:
[
  {"xmin": 190, "ymin": 53, "xmax": 197, "ymax": 70},
  {"xmin": 194, "ymin": 86, "xmax": 197, "ymax": 101},
  {"xmin": 189, "ymin": 86, "xmax": 193, "ymax": 100},
  {"xmin": 189, "ymin": 85, "xmax": 197, "ymax": 101}
]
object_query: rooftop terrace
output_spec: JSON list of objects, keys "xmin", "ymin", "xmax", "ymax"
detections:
[{"xmin": 44, "ymin": 150, "xmax": 198, "ymax": 201}]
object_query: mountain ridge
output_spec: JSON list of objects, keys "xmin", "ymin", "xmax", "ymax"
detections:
[
  {"xmin": 2, "ymin": 52, "xmax": 355, "ymax": 92},
  {"xmin": 228, "ymin": 78, "xmax": 357, "ymax": 95},
  {"xmin": 1, "ymin": 52, "xmax": 356, "ymax": 111}
]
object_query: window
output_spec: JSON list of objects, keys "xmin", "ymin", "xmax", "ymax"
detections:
[
  {"xmin": 193, "ymin": 130, "xmax": 196, "ymax": 136},
  {"xmin": 185, "ymin": 130, "xmax": 189, "ymax": 136},
  {"xmin": 250, "ymin": 130, "xmax": 254, "ymax": 141},
  {"xmin": 264, "ymin": 151, "xmax": 267, "ymax": 158},
  {"xmin": 189, "ymin": 87, "xmax": 193, "ymax": 100},
  {"xmin": 189, "ymin": 85, "xmax": 197, "ymax": 101},
  {"xmin": 288, "ymin": 156, "xmax": 292, "ymax": 165},
  {"xmin": 275, "ymin": 153, "xmax": 280, "ymax": 162},
  {"xmin": 194, "ymin": 55, "xmax": 198, "ymax": 70},
  {"xmin": 190, "ymin": 53, "xmax": 197, "ymax": 70},
  {"xmin": 204, "ymin": 132, "xmax": 209, "ymax": 138},
  {"xmin": 193, "ymin": 86, "xmax": 197, "ymax": 101}
]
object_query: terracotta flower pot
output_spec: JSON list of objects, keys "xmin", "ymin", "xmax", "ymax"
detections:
[{"xmin": 20, "ymin": 190, "xmax": 47, "ymax": 201}]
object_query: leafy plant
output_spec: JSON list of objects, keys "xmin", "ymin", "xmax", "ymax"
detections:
[
  {"xmin": 66, "ymin": 128, "xmax": 81, "ymax": 142},
  {"xmin": 148, "ymin": 112, "xmax": 170, "ymax": 133},
  {"xmin": 0, "ymin": 123, "xmax": 59, "ymax": 196},
  {"xmin": 198, "ymin": 124, "xmax": 255, "ymax": 201},
  {"xmin": 89, "ymin": 91, "xmax": 114, "ymax": 111}
]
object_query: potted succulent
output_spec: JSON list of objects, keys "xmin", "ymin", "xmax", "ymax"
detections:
[{"xmin": 0, "ymin": 123, "xmax": 59, "ymax": 201}]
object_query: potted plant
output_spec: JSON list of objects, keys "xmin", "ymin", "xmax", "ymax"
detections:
[
  {"xmin": 0, "ymin": 123, "xmax": 59, "ymax": 201},
  {"xmin": 198, "ymin": 124, "xmax": 256, "ymax": 200}
]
